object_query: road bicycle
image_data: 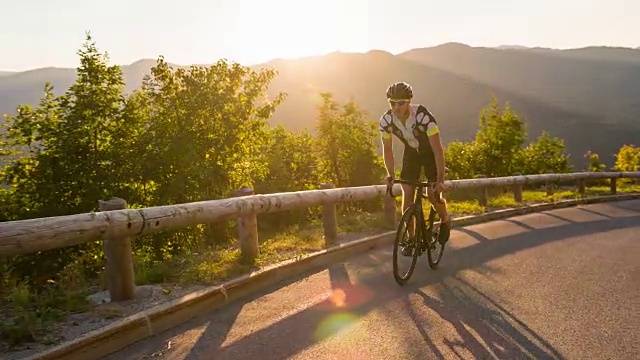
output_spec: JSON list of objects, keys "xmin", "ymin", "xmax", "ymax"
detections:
[{"xmin": 386, "ymin": 178, "xmax": 447, "ymax": 285}]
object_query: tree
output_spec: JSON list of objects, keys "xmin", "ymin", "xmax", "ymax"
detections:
[
  {"xmin": 1, "ymin": 33, "xmax": 135, "ymax": 219},
  {"xmin": 473, "ymin": 98, "xmax": 527, "ymax": 177},
  {"xmin": 254, "ymin": 125, "xmax": 321, "ymax": 228},
  {"xmin": 444, "ymin": 140, "xmax": 478, "ymax": 180},
  {"xmin": 613, "ymin": 144, "xmax": 640, "ymax": 172},
  {"xmin": 521, "ymin": 131, "xmax": 572, "ymax": 174},
  {"xmin": 0, "ymin": 32, "xmax": 136, "ymax": 282},
  {"xmin": 254, "ymin": 125, "xmax": 320, "ymax": 194},
  {"xmin": 584, "ymin": 151, "xmax": 606, "ymax": 172},
  {"xmin": 134, "ymin": 57, "xmax": 286, "ymax": 207},
  {"xmin": 315, "ymin": 93, "xmax": 384, "ymax": 189},
  {"xmin": 126, "ymin": 56, "xmax": 286, "ymax": 256}
]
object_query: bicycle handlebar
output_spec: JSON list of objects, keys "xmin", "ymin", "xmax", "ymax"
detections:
[
  {"xmin": 391, "ymin": 179, "xmax": 438, "ymax": 187},
  {"xmin": 385, "ymin": 178, "xmax": 439, "ymax": 197}
]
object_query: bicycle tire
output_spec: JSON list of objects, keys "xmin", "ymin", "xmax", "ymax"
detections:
[
  {"xmin": 426, "ymin": 210, "xmax": 446, "ymax": 269},
  {"xmin": 393, "ymin": 204, "xmax": 421, "ymax": 285}
]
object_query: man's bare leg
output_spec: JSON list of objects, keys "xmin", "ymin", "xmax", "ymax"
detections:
[
  {"xmin": 401, "ymin": 183, "xmax": 416, "ymax": 237},
  {"xmin": 427, "ymin": 188, "xmax": 451, "ymax": 244},
  {"xmin": 428, "ymin": 188, "xmax": 450, "ymax": 222}
]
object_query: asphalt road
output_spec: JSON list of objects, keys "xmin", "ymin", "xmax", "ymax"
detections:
[{"xmin": 104, "ymin": 199, "xmax": 640, "ymax": 360}]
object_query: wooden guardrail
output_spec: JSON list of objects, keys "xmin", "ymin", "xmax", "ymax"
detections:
[{"xmin": 1, "ymin": 171, "xmax": 639, "ymax": 301}]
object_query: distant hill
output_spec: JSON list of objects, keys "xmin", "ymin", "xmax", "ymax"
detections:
[
  {"xmin": 495, "ymin": 45, "xmax": 530, "ymax": 50},
  {"xmin": 399, "ymin": 43, "xmax": 640, "ymax": 122},
  {"xmin": 528, "ymin": 46, "xmax": 640, "ymax": 64},
  {"xmin": 397, "ymin": 43, "xmax": 640, "ymax": 163},
  {"xmin": 0, "ymin": 60, "xmax": 167, "ymax": 118},
  {"xmin": 1, "ymin": 43, "xmax": 639, "ymax": 169}
]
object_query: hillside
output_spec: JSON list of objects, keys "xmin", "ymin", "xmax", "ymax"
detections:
[
  {"xmin": 0, "ymin": 60, "xmax": 167, "ymax": 120},
  {"xmin": 257, "ymin": 49, "xmax": 640, "ymax": 168},
  {"xmin": 2, "ymin": 44, "xmax": 640, "ymax": 169},
  {"xmin": 399, "ymin": 43, "xmax": 640, "ymax": 125},
  {"xmin": 529, "ymin": 45, "xmax": 640, "ymax": 64}
]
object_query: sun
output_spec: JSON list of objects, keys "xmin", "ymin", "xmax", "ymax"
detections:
[{"xmin": 226, "ymin": 0, "xmax": 369, "ymax": 63}]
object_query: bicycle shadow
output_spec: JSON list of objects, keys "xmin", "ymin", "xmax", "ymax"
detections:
[{"xmin": 406, "ymin": 276, "xmax": 566, "ymax": 360}]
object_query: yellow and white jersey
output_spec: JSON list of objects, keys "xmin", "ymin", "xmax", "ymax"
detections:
[{"xmin": 378, "ymin": 104, "xmax": 440, "ymax": 150}]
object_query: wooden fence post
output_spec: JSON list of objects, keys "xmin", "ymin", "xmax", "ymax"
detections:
[
  {"xmin": 320, "ymin": 182, "xmax": 338, "ymax": 245},
  {"xmin": 98, "ymin": 197, "xmax": 135, "ymax": 302},
  {"xmin": 545, "ymin": 171, "xmax": 555, "ymax": 196},
  {"xmin": 513, "ymin": 173, "xmax": 523, "ymax": 203},
  {"xmin": 610, "ymin": 177, "xmax": 617, "ymax": 194},
  {"xmin": 383, "ymin": 181, "xmax": 396, "ymax": 228},
  {"xmin": 234, "ymin": 186, "xmax": 258, "ymax": 263},
  {"xmin": 475, "ymin": 175, "xmax": 488, "ymax": 207},
  {"xmin": 577, "ymin": 179, "xmax": 586, "ymax": 198}
]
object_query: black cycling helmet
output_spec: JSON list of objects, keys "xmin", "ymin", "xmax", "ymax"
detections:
[{"xmin": 386, "ymin": 81, "xmax": 413, "ymax": 99}]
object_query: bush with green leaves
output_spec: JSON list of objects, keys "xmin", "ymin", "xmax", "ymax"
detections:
[{"xmin": 445, "ymin": 98, "xmax": 572, "ymax": 178}]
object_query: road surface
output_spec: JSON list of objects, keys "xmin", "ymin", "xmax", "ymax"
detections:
[{"xmin": 104, "ymin": 199, "xmax": 640, "ymax": 360}]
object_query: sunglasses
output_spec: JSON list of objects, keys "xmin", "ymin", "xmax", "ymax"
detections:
[{"xmin": 389, "ymin": 99, "xmax": 409, "ymax": 106}]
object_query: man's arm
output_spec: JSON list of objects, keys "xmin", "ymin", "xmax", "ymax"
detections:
[
  {"xmin": 381, "ymin": 134, "xmax": 394, "ymax": 178},
  {"xmin": 427, "ymin": 124, "xmax": 446, "ymax": 183}
]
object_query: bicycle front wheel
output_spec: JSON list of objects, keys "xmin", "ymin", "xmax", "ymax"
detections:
[
  {"xmin": 393, "ymin": 204, "xmax": 421, "ymax": 285},
  {"xmin": 427, "ymin": 222, "xmax": 445, "ymax": 269}
]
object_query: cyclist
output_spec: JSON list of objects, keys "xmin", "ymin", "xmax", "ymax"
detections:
[{"xmin": 380, "ymin": 81, "xmax": 451, "ymax": 255}]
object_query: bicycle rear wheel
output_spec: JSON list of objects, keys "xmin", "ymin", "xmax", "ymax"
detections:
[{"xmin": 393, "ymin": 204, "xmax": 421, "ymax": 285}]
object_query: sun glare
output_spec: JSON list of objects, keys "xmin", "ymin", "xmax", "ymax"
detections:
[{"xmin": 228, "ymin": 0, "xmax": 369, "ymax": 63}]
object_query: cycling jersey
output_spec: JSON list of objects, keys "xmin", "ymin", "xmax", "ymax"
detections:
[
  {"xmin": 378, "ymin": 104, "xmax": 439, "ymax": 150},
  {"xmin": 379, "ymin": 104, "xmax": 441, "ymax": 181}
]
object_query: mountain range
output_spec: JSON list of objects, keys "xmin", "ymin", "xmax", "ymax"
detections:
[{"xmin": 1, "ymin": 43, "xmax": 639, "ymax": 169}]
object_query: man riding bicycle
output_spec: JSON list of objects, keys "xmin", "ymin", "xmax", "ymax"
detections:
[{"xmin": 380, "ymin": 81, "xmax": 451, "ymax": 255}]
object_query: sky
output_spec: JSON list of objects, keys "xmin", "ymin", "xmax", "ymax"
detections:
[{"xmin": 1, "ymin": 0, "xmax": 638, "ymax": 71}]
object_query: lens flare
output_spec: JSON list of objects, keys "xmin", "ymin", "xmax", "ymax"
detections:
[
  {"xmin": 312, "ymin": 282, "xmax": 375, "ymax": 342},
  {"xmin": 314, "ymin": 312, "xmax": 358, "ymax": 341},
  {"xmin": 330, "ymin": 288, "xmax": 347, "ymax": 307}
]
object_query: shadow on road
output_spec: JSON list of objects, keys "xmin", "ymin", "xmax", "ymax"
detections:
[
  {"xmin": 503, "ymin": 218, "xmax": 536, "ymax": 230},
  {"xmin": 577, "ymin": 207, "xmax": 615, "ymax": 219},
  {"xmin": 178, "ymin": 263, "xmax": 359, "ymax": 360},
  {"xmin": 412, "ymin": 276, "xmax": 566, "ymax": 359},
  {"xmin": 107, "ymin": 210, "xmax": 639, "ymax": 360},
  {"xmin": 454, "ymin": 227, "xmax": 491, "ymax": 242}
]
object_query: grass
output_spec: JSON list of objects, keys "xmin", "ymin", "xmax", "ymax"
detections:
[
  {"xmin": 132, "ymin": 210, "xmax": 389, "ymax": 287},
  {"xmin": 1, "ymin": 182, "xmax": 638, "ymax": 349},
  {"xmin": 0, "ymin": 280, "xmax": 92, "ymax": 347}
]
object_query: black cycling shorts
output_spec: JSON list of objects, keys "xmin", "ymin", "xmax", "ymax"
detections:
[{"xmin": 400, "ymin": 147, "xmax": 437, "ymax": 182}]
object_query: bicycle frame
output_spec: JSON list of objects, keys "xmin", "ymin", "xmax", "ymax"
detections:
[
  {"xmin": 389, "ymin": 178, "xmax": 447, "ymax": 284},
  {"xmin": 412, "ymin": 184, "xmax": 439, "ymax": 254},
  {"xmin": 391, "ymin": 179, "xmax": 439, "ymax": 253}
]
